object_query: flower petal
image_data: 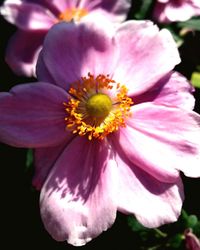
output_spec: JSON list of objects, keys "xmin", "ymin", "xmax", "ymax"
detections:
[
  {"xmin": 36, "ymin": 50, "xmax": 55, "ymax": 83},
  {"xmin": 0, "ymin": 82, "xmax": 68, "ymax": 148},
  {"xmin": 40, "ymin": 21, "xmax": 116, "ymax": 89},
  {"xmin": 165, "ymin": 2, "xmax": 200, "ymax": 22},
  {"xmin": 113, "ymin": 21, "xmax": 180, "ymax": 96},
  {"xmin": 133, "ymin": 71, "xmax": 195, "ymax": 110},
  {"xmin": 184, "ymin": 228, "xmax": 200, "ymax": 250},
  {"xmin": 5, "ymin": 30, "xmax": 45, "ymax": 77},
  {"xmin": 154, "ymin": 1, "xmax": 200, "ymax": 23},
  {"xmin": 157, "ymin": 0, "xmax": 169, "ymax": 3},
  {"xmin": 79, "ymin": 0, "xmax": 131, "ymax": 23},
  {"xmin": 33, "ymin": 139, "xmax": 74, "ymax": 190},
  {"xmin": 24, "ymin": 0, "xmax": 61, "ymax": 16},
  {"xmin": 40, "ymin": 136, "xmax": 117, "ymax": 246},
  {"xmin": 153, "ymin": 2, "xmax": 171, "ymax": 23},
  {"xmin": 113, "ymin": 148, "xmax": 184, "ymax": 228},
  {"xmin": 43, "ymin": 0, "xmax": 69, "ymax": 12},
  {"xmin": 117, "ymin": 103, "xmax": 200, "ymax": 180},
  {"xmin": 0, "ymin": 1, "xmax": 55, "ymax": 30}
]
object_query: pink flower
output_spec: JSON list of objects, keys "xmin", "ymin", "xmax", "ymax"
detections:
[
  {"xmin": 185, "ymin": 229, "xmax": 200, "ymax": 250},
  {"xmin": 153, "ymin": 0, "xmax": 200, "ymax": 23},
  {"xmin": 0, "ymin": 20, "xmax": 200, "ymax": 246},
  {"xmin": 0, "ymin": 0, "xmax": 131, "ymax": 77}
]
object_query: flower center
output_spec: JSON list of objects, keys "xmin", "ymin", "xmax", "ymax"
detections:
[
  {"xmin": 63, "ymin": 73, "xmax": 133, "ymax": 140},
  {"xmin": 58, "ymin": 7, "xmax": 88, "ymax": 22},
  {"xmin": 86, "ymin": 93, "xmax": 112, "ymax": 118}
]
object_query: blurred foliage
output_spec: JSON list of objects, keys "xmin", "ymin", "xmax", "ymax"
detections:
[
  {"xmin": 191, "ymin": 72, "xmax": 200, "ymax": 88},
  {"xmin": 128, "ymin": 210, "xmax": 200, "ymax": 250},
  {"xmin": 177, "ymin": 17, "xmax": 200, "ymax": 32},
  {"xmin": 133, "ymin": 0, "xmax": 153, "ymax": 19},
  {"xmin": 26, "ymin": 149, "xmax": 33, "ymax": 171},
  {"xmin": 129, "ymin": 0, "xmax": 154, "ymax": 20}
]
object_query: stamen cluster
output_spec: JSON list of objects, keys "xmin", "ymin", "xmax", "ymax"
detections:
[{"xmin": 64, "ymin": 73, "xmax": 133, "ymax": 140}]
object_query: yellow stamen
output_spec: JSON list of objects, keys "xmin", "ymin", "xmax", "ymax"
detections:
[
  {"xmin": 63, "ymin": 73, "xmax": 133, "ymax": 140},
  {"xmin": 58, "ymin": 7, "xmax": 88, "ymax": 22}
]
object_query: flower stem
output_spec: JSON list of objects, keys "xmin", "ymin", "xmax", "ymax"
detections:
[{"xmin": 154, "ymin": 228, "xmax": 167, "ymax": 238}]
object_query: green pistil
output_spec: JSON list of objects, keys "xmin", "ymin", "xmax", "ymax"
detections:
[{"xmin": 86, "ymin": 93, "xmax": 112, "ymax": 118}]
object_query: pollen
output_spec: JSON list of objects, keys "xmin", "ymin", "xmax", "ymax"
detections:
[
  {"xmin": 58, "ymin": 7, "xmax": 88, "ymax": 22},
  {"xmin": 63, "ymin": 73, "xmax": 133, "ymax": 140}
]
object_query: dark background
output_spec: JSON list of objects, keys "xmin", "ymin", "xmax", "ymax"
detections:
[{"xmin": 0, "ymin": 3, "xmax": 200, "ymax": 249}]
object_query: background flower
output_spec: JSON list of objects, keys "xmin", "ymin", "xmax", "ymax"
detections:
[
  {"xmin": 0, "ymin": 0, "xmax": 131, "ymax": 76},
  {"xmin": 185, "ymin": 228, "xmax": 200, "ymax": 250},
  {"xmin": 153, "ymin": 0, "xmax": 200, "ymax": 23}
]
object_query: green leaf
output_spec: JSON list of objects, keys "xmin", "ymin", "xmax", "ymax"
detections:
[
  {"xmin": 167, "ymin": 234, "xmax": 184, "ymax": 249},
  {"xmin": 128, "ymin": 216, "xmax": 148, "ymax": 232},
  {"xmin": 191, "ymin": 72, "xmax": 200, "ymax": 88},
  {"xmin": 26, "ymin": 149, "xmax": 33, "ymax": 171},
  {"xmin": 193, "ymin": 221, "xmax": 200, "ymax": 237},
  {"xmin": 134, "ymin": 0, "xmax": 153, "ymax": 19},
  {"xmin": 153, "ymin": 228, "xmax": 167, "ymax": 239},
  {"xmin": 181, "ymin": 209, "xmax": 189, "ymax": 221},
  {"xmin": 177, "ymin": 18, "xmax": 200, "ymax": 31},
  {"xmin": 187, "ymin": 215, "xmax": 198, "ymax": 228}
]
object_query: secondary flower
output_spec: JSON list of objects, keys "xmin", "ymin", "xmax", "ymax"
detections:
[
  {"xmin": 0, "ymin": 20, "xmax": 200, "ymax": 246},
  {"xmin": 0, "ymin": 0, "xmax": 131, "ymax": 77},
  {"xmin": 185, "ymin": 229, "xmax": 200, "ymax": 250},
  {"xmin": 153, "ymin": 0, "xmax": 200, "ymax": 23}
]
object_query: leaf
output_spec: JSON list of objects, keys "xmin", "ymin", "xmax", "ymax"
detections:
[
  {"xmin": 26, "ymin": 148, "xmax": 33, "ymax": 171},
  {"xmin": 191, "ymin": 72, "xmax": 200, "ymax": 88},
  {"xmin": 134, "ymin": 0, "xmax": 153, "ymax": 19},
  {"xmin": 167, "ymin": 234, "xmax": 184, "ymax": 249},
  {"xmin": 177, "ymin": 18, "xmax": 200, "ymax": 31},
  {"xmin": 187, "ymin": 215, "xmax": 198, "ymax": 228},
  {"xmin": 181, "ymin": 210, "xmax": 189, "ymax": 221},
  {"xmin": 193, "ymin": 221, "xmax": 200, "ymax": 237},
  {"xmin": 128, "ymin": 216, "xmax": 148, "ymax": 232},
  {"xmin": 181, "ymin": 210, "xmax": 200, "ymax": 237}
]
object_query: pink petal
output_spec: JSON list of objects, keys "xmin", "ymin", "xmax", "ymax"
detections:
[
  {"xmin": 39, "ymin": 21, "xmax": 116, "ymax": 90},
  {"xmin": 78, "ymin": 0, "xmax": 131, "ymax": 23},
  {"xmin": 153, "ymin": 2, "xmax": 169, "ymax": 23},
  {"xmin": 117, "ymin": 103, "xmax": 200, "ymax": 180},
  {"xmin": 36, "ymin": 51, "xmax": 55, "ymax": 83},
  {"xmin": 112, "ymin": 132, "xmax": 179, "ymax": 183},
  {"xmin": 165, "ymin": 2, "xmax": 200, "ymax": 22},
  {"xmin": 113, "ymin": 148, "xmax": 184, "ymax": 228},
  {"xmin": 157, "ymin": 0, "xmax": 169, "ymax": 3},
  {"xmin": 5, "ymin": 30, "xmax": 45, "ymax": 77},
  {"xmin": 33, "ymin": 139, "xmax": 73, "ymax": 190},
  {"xmin": 44, "ymin": 0, "xmax": 69, "ymax": 12},
  {"xmin": 133, "ymin": 71, "xmax": 195, "ymax": 110},
  {"xmin": 26, "ymin": 0, "xmax": 61, "ymax": 16},
  {"xmin": 184, "ymin": 229, "xmax": 200, "ymax": 250},
  {"xmin": 113, "ymin": 21, "xmax": 180, "ymax": 96},
  {"xmin": 40, "ymin": 136, "xmax": 117, "ymax": 246},
  {"xmin": 0, "ymin": 82, "xmax": 69, "ymax": 148},
  {"xmin": 153, "ymin": 1, "xmax": 200, "ymax": 23},
  {"xmin": 0, "ymin": 2, "xmax": 55, "ymax": 30}
]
